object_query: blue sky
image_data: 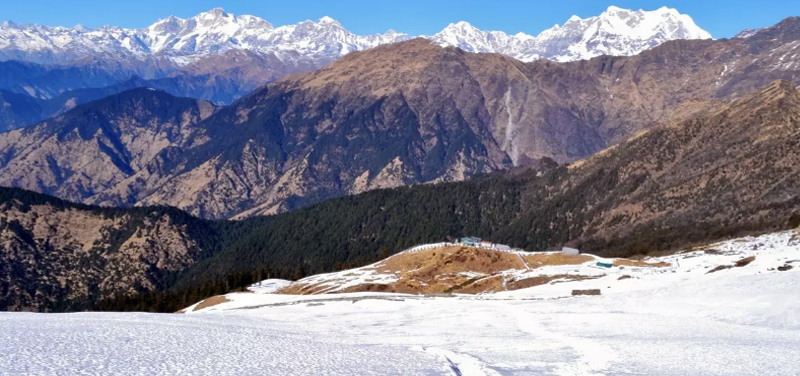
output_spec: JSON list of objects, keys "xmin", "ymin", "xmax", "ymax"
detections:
[{"xmin": 3, "ymin": 0, "xmax": 799, "ymax": 38}]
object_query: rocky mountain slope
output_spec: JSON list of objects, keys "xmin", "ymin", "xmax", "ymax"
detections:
[
  {"xmin": 0, "ymin": 88, "xmax": 217, "ymax": 202},
  {"xmin": 0, "ymin": 71, "xmax": 270, "ymax": 132},
  {"xmin": 3, "ymin": 80, "xmax": 800, "ymax": 312},
  {"xmin": 0, "ymin": 58, "xmax": 142, "ymax": 100},
  {"xmin": 1, "ymin": 17, "xmax": 799, "ymax": 219},
  {"xmin": 0, "ymin": 187, "xmax": 224, "ymax": 311},
  {"xmin": 517, "ymin": 79, "xmax": 800, "ymax": 254}
]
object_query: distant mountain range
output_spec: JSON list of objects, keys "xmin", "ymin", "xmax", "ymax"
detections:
[
  {"xmin": 428, "ymin": 6, "xmax": 711, "ymax": 62},
  {"xmin": 0, "ymin": 17, "xmax": 797, "ymax": 220},
  {"xmin": 0, "ymin": 6, "xmax": 712, "ymax": 132},
  {"xmin": 0, "ymin": 6, "xmax": 709, "ymax": 65}
]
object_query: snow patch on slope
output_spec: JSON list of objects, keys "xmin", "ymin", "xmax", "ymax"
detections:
[{"xmin": 247, "ymin": 278, "xmax": 292, "ymax": 293}]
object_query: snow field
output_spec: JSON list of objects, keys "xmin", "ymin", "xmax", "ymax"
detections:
[{"xmin": 1, "ymin": 230, "xmax": 798, "ymax": 375}]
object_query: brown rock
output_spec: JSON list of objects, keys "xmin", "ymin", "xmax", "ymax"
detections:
[
  {"xmin": 735, "ymin": 257, "xmax": 756, "ymax": 267},
  {"xmin": 572, "ymin": 289, "xmax": 602, "ymax": 296},
  {"xmin": 707, "ymin": 265, "xmax": 734, "ymax": 274}
]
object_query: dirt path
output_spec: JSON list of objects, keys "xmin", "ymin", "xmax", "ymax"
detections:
[{"xmin": 517, "ymin": 253, "xmax": 533, "ymax": 270}]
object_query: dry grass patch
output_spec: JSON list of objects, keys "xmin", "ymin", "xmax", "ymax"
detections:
[
  {"xmin": 507, "ymin": 274, "xmax": 600, "ymax": 291},
  {"xmin": 279, "ymin": 282, "xmax": 336, "ymax": 295},
  {"xmin": 613, "ymin": 259, "xmax": 671, "ymax": 268},
  {"xmin": 382, "ymin": 247, "xmax": 527, "ymax": 277},
  {"xmin": 735, "ymin": 256, "xmax": 755, "ymax": 267},
  {"xmin": 278, "ymin": 247, "xmax": 607, "ymax": 296},
  {"xmin": 522, "ymin": 253, "xmax": 595, "ymax": 268},
  {"xmin": 453, "ymin": 275, "xmax": 505, "ymax": 294},
  {"xmin": 707, "ymin": 265, "xmax": 733, "ymax": 274},
  {"xmin": 339, "ymin": 283, "xmax": 394, "ymax": 294},
  {"xmin": 506, "ymin": 275, "xmax": 561, "ymax": 290},
  {"xmin": 194, "ymin": 295, "xmax": 231, "ymax": 311}
]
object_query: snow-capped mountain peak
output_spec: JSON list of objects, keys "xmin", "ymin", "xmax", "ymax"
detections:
[
  {"xmin": 424, "ymin": 6, "xmax": 711, "ymax": 62},
  {"xmin": 536, "ymin": 5, "xmax": 711, "ymax": 61},
  {"xmin": 0, "ymin": 6, "xmax": 711, "ymax": 65},
  {"xmin": 205, "ymin": 8, "xmax": 227, "ymax": 17},
  {"xmin": 317, "ymin": 16, "xmax": 340, "ymax": 25}
]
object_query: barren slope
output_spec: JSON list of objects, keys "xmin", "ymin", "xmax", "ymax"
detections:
[{"xmin": 278, "ymin": 244, "xmax": 659, "ymax": 295}]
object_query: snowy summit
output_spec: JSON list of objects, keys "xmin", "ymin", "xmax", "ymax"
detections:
[
  {"xmin": 428, "ymin": 5, "xmax": 712, "ymax": 62},
  {"xmin": 0, "ymin": 6, "xmax": 711, "ymax": 65}
]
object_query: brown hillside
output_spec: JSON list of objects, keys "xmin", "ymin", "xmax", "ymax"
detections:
[
  {"xmin": 499, "ymin": 79, "xmax": 800, "ymax": 256},
  {"xmin": 279, "ymin": 246, "xmax": 600, "ymax": 295}
]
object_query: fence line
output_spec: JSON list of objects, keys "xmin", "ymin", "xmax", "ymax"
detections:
[{"xmin": 400, "ymin": 242, "xmax": 525, "ymax": 254}]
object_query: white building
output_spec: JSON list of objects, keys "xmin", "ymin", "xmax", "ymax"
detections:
[
  {"xmin": 561, "ymin": 247, "xmax": 580, "ymax": 256},
  {"xmin": 494, "ymin": 244, "xmax": 511, "ymax": 251}
]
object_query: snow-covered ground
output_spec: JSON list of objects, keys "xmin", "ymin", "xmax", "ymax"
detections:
[
  {"xmin": 246, "ymin": 278, "xmax": 292, "ymax": 294},
  {"xmin": 1, "ymin": 230, "xmax": 799, "ymax": 375}
]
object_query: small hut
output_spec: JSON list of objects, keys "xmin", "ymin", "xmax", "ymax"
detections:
[
  {"xmin": 494, "ymin": 244, "xmax": 511, "ymax": 251},
  {"xmin": 561, "ymin": 246, "xmax": 580, "ymax": 256},
  {"xmin": 460, "ymin": 237, "xmax": 481, "ymax": 246}
]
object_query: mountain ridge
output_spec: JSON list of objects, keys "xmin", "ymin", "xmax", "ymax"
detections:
[
  {"xmin": 1, "ymin": 6, "xmax": 709, "ymax": 65},
  {"xmin": 0, "ymin": 5, "xmax": 715, "ymax": 130},
  {"xmin": 1, "ymin": 15, "xmax": 800, "ymax": 219}
]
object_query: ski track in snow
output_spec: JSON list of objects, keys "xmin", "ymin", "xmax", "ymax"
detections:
[
  {"xmin": 420, "ymin": 347, "xmax": 501, "ymax": 376},
  {"xmin": 501, "ymin": 301, "xmax": 620, "ymax": 376}
]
